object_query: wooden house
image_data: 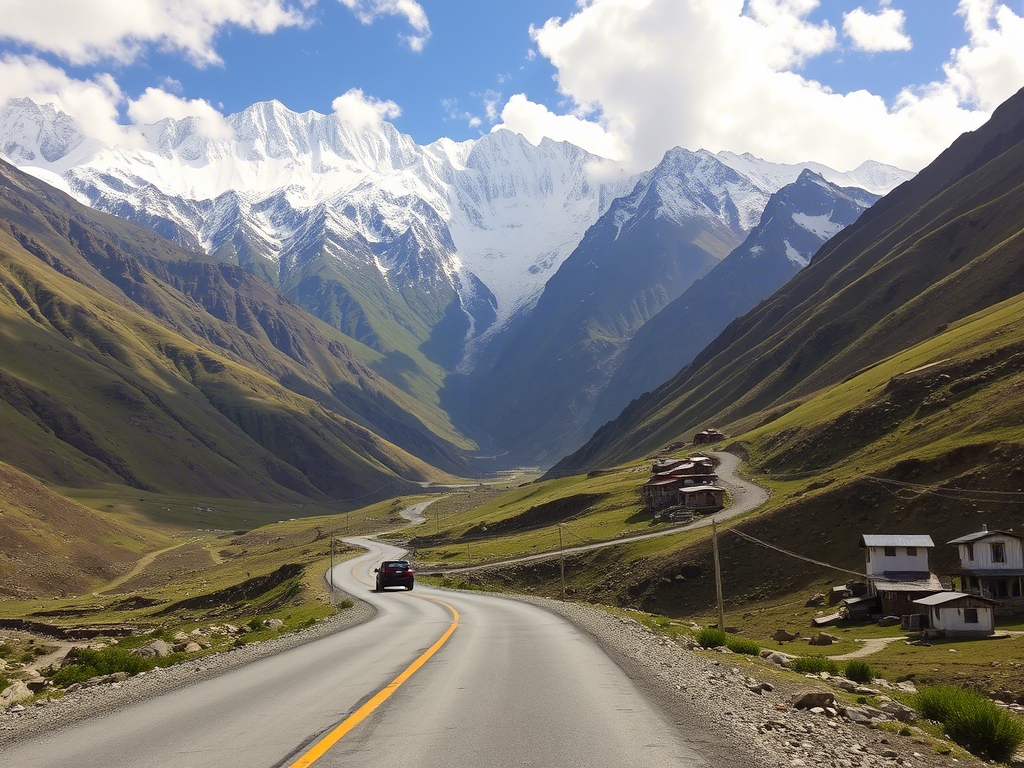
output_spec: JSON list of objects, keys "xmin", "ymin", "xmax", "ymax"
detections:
[
  {"xmin": 947, "ymin": 526, "xmax": 1024, "ymax": 614},
  {"xmin": 913, "ymin": 592, "xmax": 997, "ymax": 636},
  {"xmin": 693, "ymin": 429, "xmax": 725, "ymax": 445},
  {"xmin": 861, "ymin": 534, "xmax": 943, "ymax": 616}
]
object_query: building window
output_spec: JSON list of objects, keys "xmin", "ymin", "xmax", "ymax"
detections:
[
  {"xmin": 966, "ymin": 543, "xmax": 974, "ymax": 561},
  {"xmin": 906, "ymin": 546, "xmax": 917, "ymax": 556},
  {"xmin": 884, "ymin": 546, "xmax": 896, "ymax": 557},
  {"xmin": 992, "ymin": 542, "xmax": 1006, "ymax": 563},
  {"xmin": 964, "ymin": 608, "xmax": 979, "ymax": 624}
]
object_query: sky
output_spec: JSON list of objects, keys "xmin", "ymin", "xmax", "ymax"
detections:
[{"xmin": 1, "ymin": 0, "xmax": 1024, "ymax": 173}]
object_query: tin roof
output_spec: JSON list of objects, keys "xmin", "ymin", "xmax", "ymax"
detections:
[
  {"xmin": 948, "ymin": 529, "xmax": 1022, "ymax": 544},
  {"xmin": 679, "ymin": 485, "xmax": 724, "ymax": 494},
  {"xmin": 871, "ymin": 573, "xmax": 944, "ymax": 591},
  {"xmin": 860, "ymin": 534, "xmax": 935, "ymax": 548},
  {"xmin": 913, "ymin": 591, "xmax": 998, "ymax": 607}
]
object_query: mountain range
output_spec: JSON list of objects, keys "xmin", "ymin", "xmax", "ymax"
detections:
[{"xmin": 0, "ymin": 97, "xmax": 913, "ymax": 471}]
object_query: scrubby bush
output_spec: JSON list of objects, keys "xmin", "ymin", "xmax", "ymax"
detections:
[
  {"xmin": 844, "ymin": 659, "xmax": 874, "ymax": 683},
  {"xmin": 0, "ymin": 675, "xmax": 10, "ymax": 692},
  {"xmin": 52, "ymin": 647, "xmax": 157, "ymax": 687},
  {"xmin": 916, "ymin": 685, "xmax": 1024, "ymax": 761},
  {"xmin": 790, "ymin": 656, "xmax": 840, "ymax": 675},
  {"xmin": 340, "ymin": 599, "xmax": 354, "ymax": 609},
  {"xmin": 696, "ymin": 628, "xmax": 727, "ymax": 648},
  {"xmin": 247, "ymin": 618, "xmax": 263, "ymax": 632},
  {"xmin": 726, "ymin": 636, "xmax": 760, "ymax": 655},
  {"xmin": 0, "ymin": 643, "xmax": 12, "ymax": 658}
]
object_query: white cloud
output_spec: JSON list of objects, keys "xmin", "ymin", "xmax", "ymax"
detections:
[
  {"xmin": 339, "ymin": 0, "xmax": 431, "ymax": 51},
  {"xmin": 128, "ymin": 88, "xmax": 234, "ymax": 140},
  {"xmin": 442, "ymin": 97, "xmax": 482, "ymax": 130},
  {"xmin": 332, "ymin": 88, "xmax": 401, "ymax": 127},
  {"xmin": 843, "ymin": 7, "xmax": 913, "ymax": 52},
  {"xmin": 494, "ymin": 94, "xmax": 625, "ymax": 159},
  {"xmin": 0, "ymin": 54, "xmax": 130, "ymax": 147},
  {"xmin": 502, "ymin": 0, "xmax": 1024, "ymax": 173},
  {"xmin": 944, "ymin": 0, "xmax": 1024, "ymax": 110},
  {"xmin": 0, "ymin": 0, "xmax": 308, "ymax": 67}
]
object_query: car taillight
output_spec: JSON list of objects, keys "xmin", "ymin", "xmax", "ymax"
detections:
[{"xmin": 406, "ymin": 569, "xmax": 414, "ymax": 575}]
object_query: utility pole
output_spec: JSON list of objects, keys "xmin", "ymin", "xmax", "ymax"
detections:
[
  {"xmin": 436, "ymin": 508, "xmax": 440, "ymax": 536},
  {"xmin": 330, "ymin": 535, "xmax": 336, "ymax": 605},
  {"xmin": 346, "ymin": 511, "xmax": 350, "ymax": 537},
  {"xmin": 712, "ymin": 518, "xmax": 725, "ymax": 632},
  {"xmin": 467, "ymin": 542, "xmax": 471, "ymax": 566},
  {"xmin": 559, "ymin": 525, "xmax": 566, "ymax": 602}
]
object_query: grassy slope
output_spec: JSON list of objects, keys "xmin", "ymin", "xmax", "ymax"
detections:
[
  {"xmin": 0, "ymin": 459, "xmax": 168, "ymax": 600},
  {"xmin": 0, "ymin": 226, "xmax": 443, "ymax": 501}
]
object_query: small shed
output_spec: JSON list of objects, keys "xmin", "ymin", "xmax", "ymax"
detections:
[
  {"xmin": 678, "ymin": 485, "xmax": 725, "ymax": 510},
  {"xmin": 872, "ymin": 573, "xmax": 945, "ymax": 616},
  {"xmin": 913, "ymin": 592, "xmax": 998, "ymax": 637}
]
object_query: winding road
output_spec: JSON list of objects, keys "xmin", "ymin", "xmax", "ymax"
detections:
[
  {"xmin": 1, "ymin": 539, "xmax": 715, "ymax": 767},
  {"xmin": 445, "ymin": 450, "xmax": 769, "ymax": 573}
]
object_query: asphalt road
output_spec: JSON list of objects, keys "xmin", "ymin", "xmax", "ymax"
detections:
[
  {"xmin": 445, "ymin": 450, "xmax": 769, "ymax": 573},
  {"xmin": 1, "ymin": 537, "xmax": 714, "ymax": 767}
]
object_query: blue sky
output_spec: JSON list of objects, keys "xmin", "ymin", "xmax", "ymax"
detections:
[{"xmin": 1, "ymin": 1, "xmax": 1023, "ymax": 171}]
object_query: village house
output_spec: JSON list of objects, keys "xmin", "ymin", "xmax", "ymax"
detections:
[
  {"xmin": 947, "ymin": 526, "xmax": 1024, "ymax": 614},
  {"xmin": 693, "ymin": 429, "xmax": 726, "ymax": 445},
  {"xmin": 641, "ymin": 456, "xmax": 724, "ymax": 512},
  {"xmin": 913, "ymin": 592, "xmax": 998, "ymax": 637},
  {"xmin": 859, "ymin": 534, "xmax": 944, "ymax": 616}
]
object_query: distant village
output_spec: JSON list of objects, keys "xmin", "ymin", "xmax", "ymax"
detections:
[{"xmin": 643, "ymin": 429, "xmax": 1020, "ymax": 640}]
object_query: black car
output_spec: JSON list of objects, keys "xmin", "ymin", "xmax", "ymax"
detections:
[{"xmin": 375, "ymin": 560, "xmax": 415, "ymax": 591}]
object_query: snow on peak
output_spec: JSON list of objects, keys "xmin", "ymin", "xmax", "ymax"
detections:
[{"xmin": 714, "ymin": 150, "xmax": 914, "ymax": 197}]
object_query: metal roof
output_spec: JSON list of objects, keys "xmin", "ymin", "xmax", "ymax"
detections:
[
  {"xmin": 948, "ymin": 529, "xmax": 1022, "ymax": 544},
  {"xmin": 871, "ymin": 573, "xmax": 944, "ymax": 591},
  {"xmin": 949, "ymin": 568, "xmax": 1024, "ymax": 577},
  {"xmin": 679, "ymin": 485, "xmax": 724, "ymax": 493},
  {"xmin": 842, "ymin": 595, "xmax": 878, "ymax": 605},
  {"xmin": 860, "ymin": 534, "xmax": 935, "ymax": 548},
  {"xmin": 913, "ymin": 591, "xmax": 997, "ymax": 607}
]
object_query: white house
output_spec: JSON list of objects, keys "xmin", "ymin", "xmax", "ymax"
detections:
[
  {"xmin": 860, "ymin": 534, "xmax": 942, "ymax": 615},
  {"xmin": 861, "ymin": 534, "xmax": 934, "ymax": 576},
  {"xmin": 913, "ymin": 592, "xmax": 997, "ymax": 636},
  {"xmin": 948, "ymin": 526, "xmax": 1024, "ymax": 612}
]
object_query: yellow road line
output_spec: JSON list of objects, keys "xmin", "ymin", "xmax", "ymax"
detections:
[{"xmin": 290, "ymin": 561, "xmax": 458, "ymax": 768}]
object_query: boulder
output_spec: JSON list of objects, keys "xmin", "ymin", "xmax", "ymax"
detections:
[
  {"xmin": 265, "ymin": 619, "xmax": 284, "ymax": 630},
  {"xmin": 25, "ymin": 679, "xmax": 48, "ymax": 693},
  {"xmin": 760, "ymin": 650, "xmax": 796, "ymax": 667},
  {"xmin": 773, "ymin": 629, "xmax": 799, "ymax": 642},
  {"xmin": 805, "ymin": 593, "xmax": 826, "ymax": 607},
  {"xmin": 183, "ymin": 642, "xmax": 202, "ymax": 654},
  {"xmin": 843, "ymin": 706, "xmax": 876, "ymax": 725},
  {"xmin": 133, "ymin": 639, "xmax": 172, "ymax": 659},
  {"xmin": 224, "ymin": 624, "xmax": 239, "ymax": 634},
  {"xmin": 172, "ymin": 632, "xmax": 190, "ymax": 642},
  {"xmin": 880, "ymin": 700, "xmax": 917, "ymax": 722},
  {"xmin": 792, "ymin": 690, "xmax": 837, "ymax": 710},
  {"xmin": 808, "ymin": 633, "xmax": 836, "ymax": 646},
  {"xmin": 1, "ymin": 681, "xmax": 32, "ymax": 708},
  {"xmin": 877, "ymin": 616, "xmax": 901, "ymax": 627}
]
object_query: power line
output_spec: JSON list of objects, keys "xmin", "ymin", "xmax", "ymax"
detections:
[
  {"xmin": 865, "ymin": 475, "xmax": 1024, "ymax": 497},
  {"xmin": 726, "ymin": 527, "xmax": 869, "ymax": 579}
]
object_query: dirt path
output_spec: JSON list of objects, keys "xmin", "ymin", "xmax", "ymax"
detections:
[
  {"xmin": 828, "ymin": 636, "xmax": 906, "ymax": 660},
  {"xmin": 442, "ymin": 450, "xmax": 769, "ymax": 573},
  {"xmin": 97, "ymin": 542, "xmax": 187, "ymax": 595}
]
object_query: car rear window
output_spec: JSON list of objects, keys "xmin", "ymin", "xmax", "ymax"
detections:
[{"xmin": 384, "ymin": 561, "xmax": 409, "ymax": 568}]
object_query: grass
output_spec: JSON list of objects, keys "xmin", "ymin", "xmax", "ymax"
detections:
[
  {"xmin": 844, "ymin": 659, "xmax": 873, "ymax": 683},
  {"xmin": 726, "ymin": 636, "xmax": 760, "ymax": 655},
  {"xmin": 917, "ymin": 685, "xmax": 1024, "ymax": 761},
  {"xmin": 790, "ymin": 656, "xmax": 840, "ymax": 675},
  {"xmin": 51, "ymin": 647, "xmax": 174, "ymax": 687},
  {"xmin": 696, "ymin": 628, "xmax": 727, "ymax": 648}
]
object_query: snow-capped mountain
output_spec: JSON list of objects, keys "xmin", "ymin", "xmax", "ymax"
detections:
[
  {"xmin": 0, "ymin": 97, "xmax": 912, "ymax": 384},
  {"xmin": 586, "ymin": 170, "xmax": 880, "ymax": 436}
]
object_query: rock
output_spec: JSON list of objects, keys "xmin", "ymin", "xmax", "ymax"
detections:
[
  {"xmin": 805, "ymin": 593, "xmax": 826, "ymax": 607},
  {"xmin": 792, "ymin": 690, "xmax": 837, "ymax": 710},
  {"xmin": 183, "ymin": 642, "xmax": 202, "ymax": 653},
  {"xmin": 808, "ymin": 632, "xmax": 836, "ymax": 646},
  {"xmin": 880, "ymin": 700, "xmax": 917, "ymax": 723},
  {"xmin": 173, "ymin": 631, "xmax": 190, "ymax": 642},
  {"xmin": 677, "ymin": 635, "xmax": 699, "ymax": 650},
  {"xmin": 189, "ymin": 628, "xmax": 205, "ymax": 637},
  {"xmin": 853, "ymin": 686, "xmax": 879, "ymax": 695},
  {"xmin": 773, "ymin": 629, "xmax": 799, "ymax": 642},
  {"xmin": 761, "ymin": 650, "xmax": 796, "ymax": 667},
  {"xmin": 876, "ymin": 616, "xmax": 901, "ymax": 627},
  {"xmin": 895, "ymin": 681, "xmax": 917, "ymax": 694},
  {"xmin": 0, "ymin": 680, "xmax": 32, "ymax": 708},
  {"xmin": 265, "ymin": 619, "xmax": 284, "ymax": 630},
  {"xmin": 224, "ymin": 624, "xmax": 239, "ymax": 634},
  {"xmin": 25, "ymin": 679, "xmax": 48, "ymax": 693},
  {"xmin": 843, "ymin": 706, "xmax": 876, "ymax": 725},
  {"xmin": 133, "ymin": 639, "xmax": 172, "ymax": 659}
]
